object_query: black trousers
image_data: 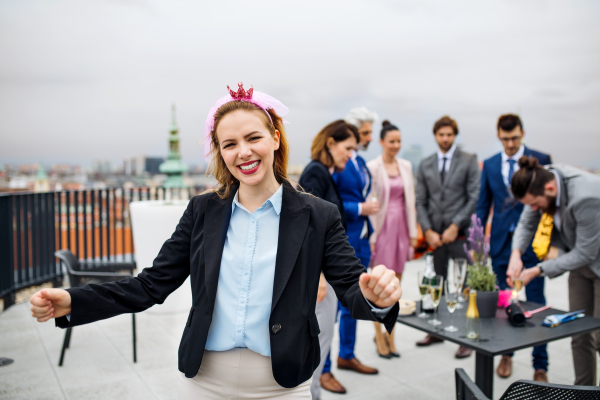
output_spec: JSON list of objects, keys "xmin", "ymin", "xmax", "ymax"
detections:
[{"xmin": 433, "ymin": 238, "xmax": 468, "ymax": 281}]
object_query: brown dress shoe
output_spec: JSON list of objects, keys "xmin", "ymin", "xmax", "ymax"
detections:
[
  {"xmin": 533, "ymin": 369, "xmax": 548, "ymax": 383},
  {"xmin": 496, "ymin": 355, "xmax": 512, "ymax": 378},
  {"xmin": 455, "ymin": 346, "xmax": 472, "ymax": 359},
  {"xmin": 337, "ymin": 357, "xmax": 379, "ymax": 374},
  {"xmin": 320, "ymin": 372, "xmax": 347, "ymax": 394},
  {"xmin": 416, "ymin": 334, "xmax": 444, "ymax": 347}
]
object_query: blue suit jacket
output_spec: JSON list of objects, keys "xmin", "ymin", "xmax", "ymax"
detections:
[
  {"xmin": 334, "ymin": 155, "xmax": 372, "ymax": 255},
  {"xmin": 476, "ymin": 147, "xmax": 552, "ymax": 267}
]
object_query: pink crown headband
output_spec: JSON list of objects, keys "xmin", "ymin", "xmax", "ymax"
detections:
[{"xmin": 203, "ymin": 83, "xmax": 289, "ymax": 161}]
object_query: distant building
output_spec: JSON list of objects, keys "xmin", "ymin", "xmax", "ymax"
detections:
[
  {"xmin": 159, "ymin": 104, "xmax": 188, "ymax": 188},
  {"xmin": 402, "ymin": 145, "xmax": 423, "ymax": 175},
  {"xmin": 145, "ymin": 157, "xmax": 164, "ymax": 175},
  {"xmin": 34, "ymin": 165, "xmax": 50, "ymax": 192}
]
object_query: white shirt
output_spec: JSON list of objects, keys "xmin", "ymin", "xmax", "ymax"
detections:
[
  {"xmin": 437, "ymin": 144, "xmax": 457, "ymax": 173},
  {"xmin": 551, "ymin": 169, "xmax": 561, "ymax": 232},
  {"xmin": 501, "ymin": 145, "xmax": 525, "ymax": 187}
]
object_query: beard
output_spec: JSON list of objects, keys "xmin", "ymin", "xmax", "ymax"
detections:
[
  {"xmin": 543, "ymin": 195, "xmax": 558, "ymax": 215},
  {"xmin": 357, "ymin": 142, "xmax": 369, "ymax": 151}
]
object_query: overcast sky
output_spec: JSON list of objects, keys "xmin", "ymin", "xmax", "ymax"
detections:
[{"xmin": 1, "ymin": 0, "xmax": 599, "ymax": 170}]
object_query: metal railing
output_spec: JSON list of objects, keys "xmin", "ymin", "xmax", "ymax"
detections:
[{"xmin": 0, "ymin": 186, "xmax": 203, "ymax": 311}]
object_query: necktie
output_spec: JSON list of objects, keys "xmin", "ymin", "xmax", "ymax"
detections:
[
  {"xmin": 440, "ymin": 157, "xmax": 447, "ymax": 184},
  {"xmin": 532, "ymin": 213, "xmax": 554, "ymax": 260},
  {"xmin": 507, "ymin": 159, "xmax": 516, "ymax": 186},
  {"xmin": 507, "ymin": 159, "xmax": 518, "ymax": 231}
]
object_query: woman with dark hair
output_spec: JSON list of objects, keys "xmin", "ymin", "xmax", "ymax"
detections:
[
  {"xmin": 30, "ymin": 85, "xmax": 401, "ymax": 399},
  {"xmin": 367, "ymin": 120, "xmax": 418, "ymax": 358},
  {"xmin": 299, "ymin": 120, "xmax": 361, "ymax": 397}
]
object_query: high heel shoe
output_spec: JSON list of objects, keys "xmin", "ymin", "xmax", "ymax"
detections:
[
  {"xmin": 384, "ymin": 335, "xmax": 400, "ymax": 358},
  {"xmin": 374, "ymin": 338, "xmax": 392, "ymax": 359}
]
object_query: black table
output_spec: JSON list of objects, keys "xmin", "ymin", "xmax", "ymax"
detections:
[{"xmin": 397, "ymin": 299, "xmax": 600, "ymax": 398}]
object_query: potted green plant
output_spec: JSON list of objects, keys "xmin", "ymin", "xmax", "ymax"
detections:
[{"xmin": 464, "ymin": 214, "xmax": 498, "ymax": 318}]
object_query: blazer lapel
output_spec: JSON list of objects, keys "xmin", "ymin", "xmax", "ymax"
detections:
[
  {"xmin": 492, "ymin": 154, "xmax": 509, "ymax": 197},
  {"xmin": 271, "ymin": 183, "xmax": 310, "ymax": 311},
  {"xmin": 429, "ymin": 155, "xmax": 443, "ymax": 189},
  {"xmin": 443, "ymin": 150, "xmax": 461, "ymax": 188},
  {"xmin": 556, "ymin": 168, "xmax": 569, "ymax": 234},
  {"xmin": 203, "ymin": 188, "xmax": 235, "ymax": 308},
  {"xmin": 347, "ymin": 157, "xmax": 363, "ymax": 190},
  {"xmin": 357, "ymin": 155, "xmax": 371, "ymax": 196}
]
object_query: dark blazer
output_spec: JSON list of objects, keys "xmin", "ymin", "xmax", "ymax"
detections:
[
  {"xmin": 334, "ymin": 155, "xmax": 373, "ymax": 249},
  {"xmin": 56, "ymin": 181, "xmax": 398, "ymax": 388},
  {"xmin": 476, "ymin": 147, "xmax": 552, "ymax": 266},
  {"xmin": 298, "ymin": 160, "xmax": 347, "ymax": 230}
]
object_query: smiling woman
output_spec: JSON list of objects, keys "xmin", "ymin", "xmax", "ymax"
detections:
[
  {"xmin": 207, "ymin": 99, "xmax": 290, "ymax": 203},
  {"xmin": 29, "ymin": 83, "xmax": 402, "ymax": 400}
]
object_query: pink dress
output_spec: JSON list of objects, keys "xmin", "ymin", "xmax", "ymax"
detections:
[{"xmin": 372, "ymin": 175, "xmax": 411, "ymax": 274}]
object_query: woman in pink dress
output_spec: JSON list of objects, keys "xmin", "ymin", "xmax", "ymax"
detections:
[{"xmin": 367, "ymin": 120, "xmax": 418, "ymax": 358}]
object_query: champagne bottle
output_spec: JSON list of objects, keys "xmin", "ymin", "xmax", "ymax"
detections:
[
  {"xmin": 465, "ymin": 290, "xmax": 480, "ymax": 339},
  {"xmin": 422, "ymin": 252, "xmax": 436, "ymax": 312}
]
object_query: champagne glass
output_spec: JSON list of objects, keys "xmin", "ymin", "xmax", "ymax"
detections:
[
  {"xmin": 369, "ymin": 191, "xmax": 379, "ymax": 203},
  {"xmin": 417, "ymin": 271, "xmax": 430, "ymax": 318},
  {"xmin": 444, "ymin": 279, "xmax": 459, "ymax": 332},
  {"xmin": 454, "ymin": 258, "xmax": 467, "ymax": 308},
  {"xmin": 428, "ymin": 275, "xmax": 444, "ymax": 326}
]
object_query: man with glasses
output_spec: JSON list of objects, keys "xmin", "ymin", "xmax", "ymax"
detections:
[{"xmin": 476, "ymin": 114, "xmax": 552, "ymax": 382}]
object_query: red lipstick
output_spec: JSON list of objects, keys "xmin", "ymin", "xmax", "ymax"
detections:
[{"xmin": 237, "ymin": 160, "xmax": 261, "ymax": 175}]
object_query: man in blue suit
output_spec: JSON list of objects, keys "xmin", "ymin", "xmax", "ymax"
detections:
[
  {"xmin": 320, "ymin": 108, "xmax": 380, "ymax": 389},
  {"xmin": 476, "ymin": 114, "xmax": 552, "ymax": 382}
]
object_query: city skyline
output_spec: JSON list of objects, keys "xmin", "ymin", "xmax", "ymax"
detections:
[{"xmin": 1, "ymin": 1, "xmax": 599, "ymax": 169}]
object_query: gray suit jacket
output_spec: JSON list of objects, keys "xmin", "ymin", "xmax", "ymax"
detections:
[
  {"xmin": 512, "ymin": 164, "xmax": 600, "ymax": 279},
  {"xmin": 416, "ymin": 149, "xmax": 480, "ymax": 233}
]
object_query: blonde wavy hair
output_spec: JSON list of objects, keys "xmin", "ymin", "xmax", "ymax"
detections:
[{"xmin": 206, "ymin": 101, "xmax": 290, "ymax": 198}]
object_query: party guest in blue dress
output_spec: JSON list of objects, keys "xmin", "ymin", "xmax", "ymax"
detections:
[
  {"xmin": 476, "ymin": 114, "xmax": 552, "ymax": 382},
  {"xmin": 30, "ymin": 84, "xmax": 402, "ymax": 399}
]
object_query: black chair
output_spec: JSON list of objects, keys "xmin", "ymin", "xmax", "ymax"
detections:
[
  {"xmin": 54, "ymin": 249, "xmax": 137, "ymax": 367},
  {"xmin": 456, "ymin": 368, "xmax": 600, "ymax": 400}
]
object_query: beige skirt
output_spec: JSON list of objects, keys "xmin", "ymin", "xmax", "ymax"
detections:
[{"xmin": 177, "ymin": 348, "xmax": 312, "ymax": 400}]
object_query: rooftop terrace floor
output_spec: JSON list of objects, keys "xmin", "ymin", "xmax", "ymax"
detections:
[{"xmin": 0, "ymin": 259, "xmax": 591, "ymax": 399}]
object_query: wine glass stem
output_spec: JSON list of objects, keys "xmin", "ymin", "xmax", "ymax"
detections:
[
  {"xmin": 450, "ymin": 311, "xmax": 453, "ymax": 327},
  {"xmin": 434, "ymin": 305, "xmax": 438, "ymax": 321}
]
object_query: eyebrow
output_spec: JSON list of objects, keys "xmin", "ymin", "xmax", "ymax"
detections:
[{"xmin": 221, "ymin": 131, "xmax": 262, "ymax": 145}]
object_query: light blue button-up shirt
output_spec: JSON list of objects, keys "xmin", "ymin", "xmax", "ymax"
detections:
[
  {"xmin": 203, "ymin": 184, "xmax": 392, "ymax": 357},
  {"xmin": 205, "ymin": 185, "xmax": 283, "ymax": 357}
]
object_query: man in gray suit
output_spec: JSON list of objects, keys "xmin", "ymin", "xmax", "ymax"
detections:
[
  {"xmin": 508, "ymin": 157, "xmax": 600, "ymax": 386},
  {"xmin": 415, "ymin": 115, "xmax": 480, "ymax": 358}
]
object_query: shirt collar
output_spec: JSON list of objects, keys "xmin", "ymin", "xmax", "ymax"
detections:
[
  {"xmin": 232, "ymin": 184, "xmax": 284, "ymax": 216},
  {"xmin": 437, "ymin": 143, "xmax": 456, "ymax": 161},
  {"xmin": 501, "ymin": 145, "xmax": 525, "ymax": 163},
  {"xmin": 550, "ymin": 169, "xmax": 561, "ymax": 208},
  {"xmin": 351, "ymin": 150, "xmax": 358, "ymax": 161}
]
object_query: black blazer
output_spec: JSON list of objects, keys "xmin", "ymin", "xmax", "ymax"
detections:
[
  {"xmin": 56, "ymin": 181, "xmax": 398, "ymax": 388},
  {"xmin": 298, "ymin": 160, "xmax": 347, "ymax": 230}
]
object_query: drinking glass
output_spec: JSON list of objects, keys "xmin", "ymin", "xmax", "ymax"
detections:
[
  {"xmin": 369, "ymin": 191, "xmax": 379, "ymax": 203},
  {"xmin": 454, "ymin": 258, "xmax": 468, "ymax": 309},
  {"xmin": 417, "ymin": 271, "xmax": 430, "ymax": 318},
  {"xmin": 428, "ymin": 275, "xmax": 444, "ymax": 326},
  {"xmin": 444, "ymin": 279, "xmax": 459, "ymax": 332}
]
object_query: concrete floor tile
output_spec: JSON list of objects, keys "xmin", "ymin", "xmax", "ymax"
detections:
[
  {"xmin": 0, "ymin": 342, "xmax": 52, "ymax": 376},
  {"xmin": 0, "ymin": 365, "xmax": 64, "ymax": 400},
  {"xmin": 139, "ymin": 369, "xmax": 180, "ymax": 400},
  {"xmin": 63, "ymin": 376, "xmax": 157, "ymax": 400}
]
